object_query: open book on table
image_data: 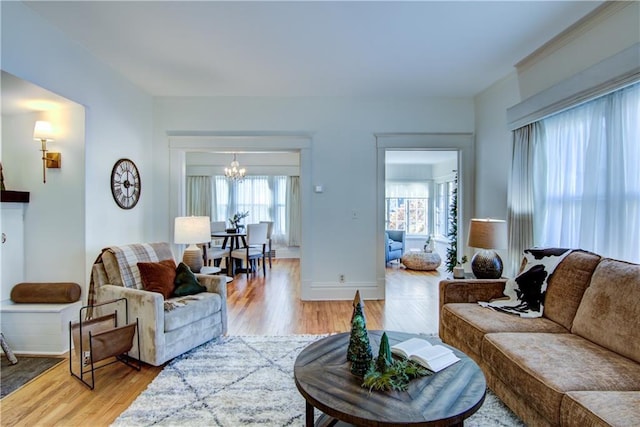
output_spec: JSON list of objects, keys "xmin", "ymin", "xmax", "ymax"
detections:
[{"xmin": 391, "ymin": 337, "xmax": 460, "ymax": 372}]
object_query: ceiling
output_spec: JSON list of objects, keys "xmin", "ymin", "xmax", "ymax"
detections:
[{"xmin": 23, "ymin": 1, "xmax": 603, "ymax": 98}]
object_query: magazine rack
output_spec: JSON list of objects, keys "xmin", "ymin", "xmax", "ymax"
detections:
[{"xmin": 69, "ymin": 298, "xmax": 140, "ymax": 389}]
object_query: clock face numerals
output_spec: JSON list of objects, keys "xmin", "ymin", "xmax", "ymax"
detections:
[{"xmin": 111, "ymin": 158, "xmax": 141, "ymax": 209}]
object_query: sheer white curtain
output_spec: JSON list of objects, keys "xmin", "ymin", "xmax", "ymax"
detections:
[
  {"xmin": 385, "ymin": 181, "xmax": 429, "ymax": 198},
  {"xmin": 186, "ymin": 176, "xmax": 212, "ymax": 218},
  {"xmin": 506, "ymin": 123, "xmax": 541, "ymax": 275},
  {"xmin": 533, "ymin": 83, "xmax": 640, "ymax": 263},
  {"xmin": 212, "ymin": 177, "xmax": 230, "ymax": 223},
  {"xmin": 212, "ymin": 175, "xmax": 290, "ymax": 245},
  {"xmin": 271, "ymin": 177, "xmax": 288, "ymax": 246},
  {"xmin": 287, "ymin": 176, "xmax": 301, "ymax": 247},
  {"xmin": 236, "ymin": 176, "xmax": 271, "ymax": 222}
]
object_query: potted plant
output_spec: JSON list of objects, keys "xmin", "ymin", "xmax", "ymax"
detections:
[
  {"xmin": 423, "ymin": 235, "xmax": 431, "ymax": 253},
  {"xmin": 228, "ymin": 211, "xmax": 249, "ymax": 233},
  {"xmin": 453, "ymin": 256, "xmax": 468, "ymax": 279}
]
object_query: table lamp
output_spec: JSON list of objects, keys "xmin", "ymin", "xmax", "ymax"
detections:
[
  {"xmin": 174, "ymin": 216, "xmax": 211, "ymax": 273},
  {"xmin": 467, "ymin": 218, "xmax": 507, "ymax": 279}
]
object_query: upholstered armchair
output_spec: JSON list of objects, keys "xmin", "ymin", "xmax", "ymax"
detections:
[
  {"xmin": 385, "ymin": 230, "xmax": 405, "ymax": 264},
  {"xmin": 89, "ymin": 242, "xmax": 227, "ymax": 366}
]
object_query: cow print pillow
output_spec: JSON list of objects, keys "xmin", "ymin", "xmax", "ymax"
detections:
[{"xmin": 479, "ymin": 248, "xmax": 572, "ymax": 318}]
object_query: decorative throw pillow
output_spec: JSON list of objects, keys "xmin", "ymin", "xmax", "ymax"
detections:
[
  {"xmin": 173, "ymin": 262, "xmax": 207, "ymax": 297},
  {"xmin": 479, "ymin": 248, "xmax": 572, "ymax": 318},
  {"xmin": 137, "ymin": 259, "xmax": 177, "ymax": 299}
]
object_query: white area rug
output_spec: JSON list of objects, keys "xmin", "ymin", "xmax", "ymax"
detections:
[{"xmin": 113, "ymin": 335, "xmax": 524, "ymax": 427}]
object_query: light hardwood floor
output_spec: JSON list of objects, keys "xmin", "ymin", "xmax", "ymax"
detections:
[{"xmin": 0, "ymin": 259, "xmax": 445, "ymax": 426}]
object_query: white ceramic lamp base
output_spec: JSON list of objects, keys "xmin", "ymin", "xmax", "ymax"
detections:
[{"xmin": 182, "ymin": 244, "xmax": 204, "ymax": 273}]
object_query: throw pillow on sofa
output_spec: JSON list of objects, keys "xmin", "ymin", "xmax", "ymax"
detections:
[
  {"xmin": 173, "ymin": 262, "xmax": 207, "ymax": 297},
  {"xmin": 138, "ymin": 259, "xmax": 177, "ymax": 299}
]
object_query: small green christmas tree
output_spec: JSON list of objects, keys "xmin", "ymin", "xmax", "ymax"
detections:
[
  {"xmin": 375, "ymin": 332, "xmax": 393, "ymax": 374},
  {"xmin": 348, "ymin": 313, "xmax": 373, "ymax": 377},
  {"xmin": 347, "ymin": 290, "xmax": 366, "ymax": 361},
  {"xmin": 350, "ymin": 289, "xmax": 365, "ymax": 323}
]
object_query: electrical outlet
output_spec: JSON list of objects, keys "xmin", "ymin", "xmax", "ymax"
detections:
[{"xmin": 339, "ymin": 274, "xmax": 345, "ymax": 283}]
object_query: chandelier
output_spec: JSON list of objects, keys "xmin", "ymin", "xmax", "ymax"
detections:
[{"xmin": 224, "ymin": 153, "xmax": 246, "ymax": 181}]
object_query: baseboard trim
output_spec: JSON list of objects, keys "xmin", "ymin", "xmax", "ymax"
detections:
[{"xmin": 301, "ymin": 281, "xmax": 383, "ymax": 301}]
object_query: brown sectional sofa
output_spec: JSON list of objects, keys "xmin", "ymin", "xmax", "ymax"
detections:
[{"xmin": 439, "ymin": 250, "xmax": 640, "ymax": 426}]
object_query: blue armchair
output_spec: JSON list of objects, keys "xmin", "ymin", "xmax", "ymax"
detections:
[{"xmin": 385, "ymin": 230, "xmax": 405, "ymax": 264}]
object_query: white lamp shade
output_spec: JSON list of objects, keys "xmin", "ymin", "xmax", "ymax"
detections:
[
  {"xmin": 33, "ymin": 121, "xmax": 54, "ymax": 141},
  {"xmin": 174, "ymin": 216, "xmax": 211, "ymax": 244},
  {"xmin": 467, "ymin": 218, "xmax": 507, "ymax": 249}
]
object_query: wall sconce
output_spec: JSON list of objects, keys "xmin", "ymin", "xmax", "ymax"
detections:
[{"xmin": 33, "ymin": 120, "xmax": 61, "ymax": 183}]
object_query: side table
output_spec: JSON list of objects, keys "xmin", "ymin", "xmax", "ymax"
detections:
[{"xmin": 200, "ymin": 266, "xmax": 221, "ymax": 275}]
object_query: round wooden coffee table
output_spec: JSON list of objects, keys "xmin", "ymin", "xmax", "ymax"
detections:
[{"xmin": 294, "ymin": 330, "xmax": 486, "ymax": 427}]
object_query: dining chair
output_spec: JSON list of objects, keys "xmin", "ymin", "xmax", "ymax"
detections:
[
  {"xmin": 206, "ymin": 245, "xmax": 229, "ymax": 268},
  {"xmin": 259, "ymin": 220, "xmax": 274, "ymax": 268},
  {"xmin": 230, "ymin": 223, "xmax": 268, "ymax": 278},
  {"xmin": 206, "ymin": 221, "xmax": 229, "ymax": 267}
]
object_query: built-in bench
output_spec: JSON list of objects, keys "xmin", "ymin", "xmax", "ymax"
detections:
[{"xmin": 0, "ymin": 300, "xmax": 82, "ymax": 355}]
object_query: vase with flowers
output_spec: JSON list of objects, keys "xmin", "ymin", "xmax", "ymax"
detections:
[{"xmin": 228, "ymin": 211, "xmax": 249, "ymax": 233}]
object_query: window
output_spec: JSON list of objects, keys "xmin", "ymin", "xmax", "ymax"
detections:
[
  {"xmin": 213, "ymin": 175, "xmax": 288, "ymax": 240},
  {"xmin": 385, "ymin": 182, "xmax": 430, "ymax": 235},
  {"xmin": 533, "ymin": 82, "xmax": 639, "ymax": 263}
]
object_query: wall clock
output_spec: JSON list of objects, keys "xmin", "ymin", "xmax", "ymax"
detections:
[{"xmin": 110, "ymin": 158, "xmax": 141, "ymax": 209}]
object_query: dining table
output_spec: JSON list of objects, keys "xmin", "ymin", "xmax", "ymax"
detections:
[{"xmin": 209, "ymin": 231, "xmax": 248, "ymax": 274}]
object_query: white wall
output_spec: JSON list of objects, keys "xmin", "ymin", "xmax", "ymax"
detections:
[
  {"xmin": 386, "ymin": 163, "xmax": 433, "ymax": 181},
  {"xmin": 432, "ymin": 158, "xmax": 457, "ymax": 180},
  {"xmin": 473, "ymin": 73, "xmax": 520, "ymax": 270},
  {"xmin": 516, "ymin": 2, "xmax": 639, "ymax": 99},
  {"xmin": 473, "ymin": 72, "xmax": 520, "ymax": 220},
  {"xmin": 186, "ymin": 151, "xmax": 300, "ymax": 176},
  {"xmin": 1, "ymin": 107, "xmax": 85, "ymax": 296},
  {"xmin": 1, "ymin": 2, "xmax": 154, "ymax": 296},
  {"xmin": 153, "ymin": 97, "xmax": 474, "ymax": 299}
]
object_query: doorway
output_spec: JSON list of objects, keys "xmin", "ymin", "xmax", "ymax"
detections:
[
  {"xmin": 375, "ymin": 133, "xmax": 474, "ymax": 298},
  {"xmin": 168, "ymin": 133, "xmax": 312, "ymax": 294},
  {"xmin": 384, "ymin": 150, "xmax": 458, "ymax": 269},
  {"xmin": 184, "ymin": 150, "xmax": 301, "ymax": 259}
]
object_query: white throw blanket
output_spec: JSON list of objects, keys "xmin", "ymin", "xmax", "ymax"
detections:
[{"xmin": 479, "ymin": 248, "xmax": 572, "ymax": 318}]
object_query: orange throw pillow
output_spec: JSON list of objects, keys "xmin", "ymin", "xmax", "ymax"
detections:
[{"xmin": 137, "ymin": 259, "xmax": 177, "ymax": 299}]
